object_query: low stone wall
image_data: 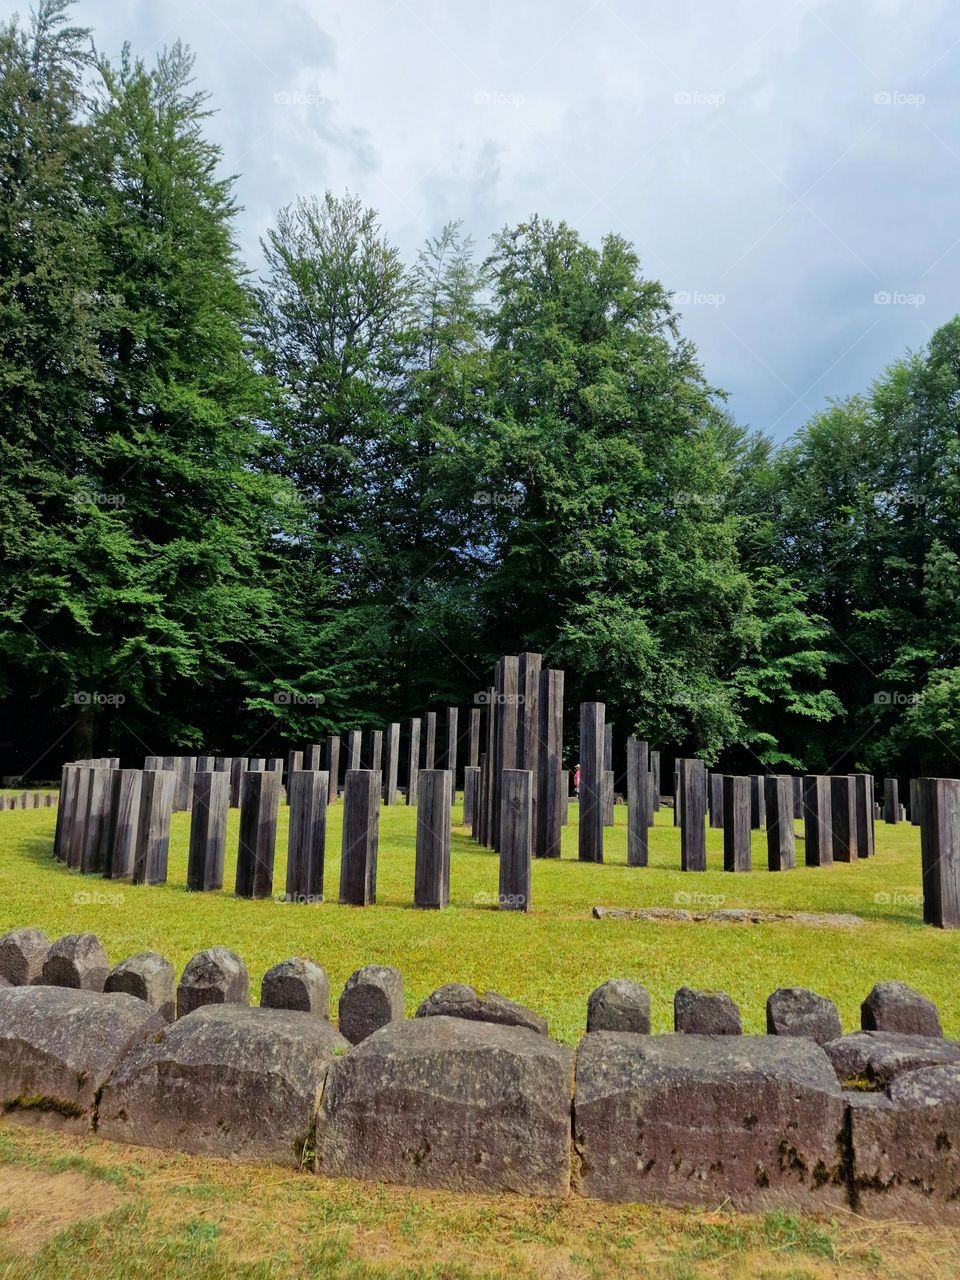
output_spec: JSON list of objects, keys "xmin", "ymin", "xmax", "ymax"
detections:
[{"xmin": 0, "ymin": 926, "xmax": 957, "ymax": 1220}]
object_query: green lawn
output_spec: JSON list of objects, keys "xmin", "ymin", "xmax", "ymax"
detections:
[{"xmin": 0, "ymin": 801, "xmax": 954, "ymax": 1044}]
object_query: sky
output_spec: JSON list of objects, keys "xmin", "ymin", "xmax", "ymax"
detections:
[{"xmin": 7, "ymin": 0, "xmax": 960, "ymax": 439}]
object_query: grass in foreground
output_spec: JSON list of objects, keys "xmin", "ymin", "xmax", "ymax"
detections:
[
  {"xmin": 0, "ymin": 804, "xmax": 955, "ymax": 1044},
  {"xmin": 1, "ymin": 1124, "xmax": 959, "ymax": 1279}
]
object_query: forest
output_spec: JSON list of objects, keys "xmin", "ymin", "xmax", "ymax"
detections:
[{"xmin": 2, "ymin": 1, "xmax": 959, "ymax": 780}]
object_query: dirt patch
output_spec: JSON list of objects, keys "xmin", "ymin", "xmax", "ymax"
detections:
[{"xmin": 0, "ymin": 1166, "xmax": 124, "ymax": 1253}]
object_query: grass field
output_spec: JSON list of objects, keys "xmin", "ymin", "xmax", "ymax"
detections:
[{"xmin": 0, "ymin": 800, "xmax": 954, "ymax": 1042}]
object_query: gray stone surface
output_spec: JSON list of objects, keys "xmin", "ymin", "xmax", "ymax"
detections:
[
  {"xmin": 105, "ymin": 952, "xmax": 175, "ymax": 1022},
  {"xmin": 849, "ymin": 1062, "xmax": 960, "ymax": 1221},
  {"xmin": 586, "ymin": 979, "xmax": 651, "ymax": 1034},
  {"xmin": 674, "ymin": 987, "xmax": 742, "ymax": 1035},
  {"xmin": 766, "ymin": 987, "xmax": 841, "ymax": 1045},
  {"xmin": 0, "ymin": 927, "xmax": 51, "ymax": 986},
  {"xmin": 41, "ymin": 933, "xmax": 110, "ymax": 991},
  {"xmin": 261, "ymin": 957, "xmax": 329, "ymax": 1017},
  {"xmin": 573, "ymin": 1032, "xmax": 847, "ymax": 1209},
  {"xmin": 98, "ymin": 1004, "xmax": 349, "ymax": 1164},
  {"xmin": 176, "ymin": 946, "xmax": 250, "ymax": 1018},
  {"xmin": 861, "ymin": 981, "xmax": 942, "ymax": 1038},
  {"xmin": 317, "ymin": 1015, "xmax": 573, "ymax": 1194},
  {"xmin": 414, "ymin": 983, "xmax": 547, "ymax": 1035},
  {"xmin": 824, "ymin": 1030, "xmax": 960, "ymax": 1089},
  {"xmin": 0, "ymin": 986, "xmax": 162, "ymax": 1130},
  {"xmin": 338, "ymin": 964, "xmax": 404, "ymax": 1044}
]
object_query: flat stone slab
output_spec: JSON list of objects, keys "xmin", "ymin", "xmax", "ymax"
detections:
[
  {"xmin": 824, "ymin": 1031, "xmax": 960, "ymax": 1089},
  {"xmin": 98, "ymin": 1005, "xmax": 349, "ymax": 1165},
  {"xmin": 849, "ymin": 1063, "xmax": 960, "ymax": 1222},
  {"xmin": 592, "ymin": 907, "xmax": 865, "ymax": 927},
  {"xmin": 0, "ymin": 987, "xmax": 163, "ymax": 1131},
  {"xmin": 573, "ymin": 1033, "xmax": 847, "ymax": 1210},
  {"xmin": 317, "ymin": 1016, "xmax": 573, "ymax": 1195},
  {"xmin": 414, "ymin": 983, "xmax": 547, "ymax": 1035}
]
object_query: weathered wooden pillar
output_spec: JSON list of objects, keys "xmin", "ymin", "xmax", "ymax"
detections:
[
  {"xmin": 708, "ymin": 772, "xmax": 724, "ymax": 828},
  {"xmin": 910, "ymin": 778, "xmax": 922, "ymax": 825},
  {"xmin": 477, "ymin": 752, "xmax": 489, "ymax": 843},
  {"xmin": 104, "ymin": 768, "xmax": 142, "ymax": 880},
  {"xmin": 229, "ymin": 757, "xmax": 244, "ymax": 808},
  {"xmin": 383, "ymin": 722, "xmax": 400, "ymax": 804},
  {"xmin": 235, "ymin": 769, "xmax": 281, "ymax": 899},
  {"xmin": 305, "ymin": 743, "xmax": 323, "ymax": 770},
  {"xmin": 415, "ymin": 770, "xmax": 451, "ymax": 908},
  {"xmin": 853, "ymin": 774, "xmax": 874, "ymax": 858},
  {"xmin": 680, "ymin": 758, "xmax": 707, "ymax": 872},
  {"xmin": 749, "ymin": 775, "xmax": 766, "ymax": 829},
  {"xmin": 370, "ymin": 729, "xmax": 383, "ymax": 778},
  {"xmin": 883, "ymin": 777, "xmax": 900, "ymax": 823},
  {"xmin": 650, "ymin": 751, "xmax": 661, "ymax": 811},
  {"xmin": 66, "ymin": 767, "xmax": 93, "ymax": 869},
  {"xmin": 407, "ymin": 717, "xmax": 421, "ymax": 806},
  {"xmin": 133, "ymin": 769, "xmax": 175, "ymax": 885},
  {"xmin": 673, "ymin": 765, "xmax": 681, "ymax": 826},
  {"xmin": 347, "ymin": 730, "xmax": 362, "ymax": 773},
  {"xmin": 187, "ymin": 769, "xmax": 229, "ymax": 891},
  {"xmin": 578, "ymin": 702, "xmax": 605, "ymax": 863},
  {"xmin": 326, "ymin": 735, "xmax": 340, "ymax": 804},
  {"xmin": 830, "ymin": 775, "xmax": 858, "ymax": 862},
  {"xmin": 464, "ymin": 766, "xmax": 480, "ymax": 830},
  {"xmin": 81, "ymin": 767, "xmax": 112, "ymax": 874},
  {"xmin": 174, "ymin": 757, "xmax": 197, "ymax": 813},
  {"xmin": 535, "ymin": 668, "xmax": 564, "ymax": 859},
  {"xmin": 444, "ymin": 706, "xmax": 458, "ymax": 797},
  {"xmin": 602, "ymin": 770, "xmax": 615, "ymax": 826},
  {"xmin": 723, "ymin": 775, "xmax": 751, "ymax": 871},
  {"xmin": 196, "ymin": 755, "xmax": 214, "ymax": 772},
  {"xmin": 286, "ymin": 769, "xmax": 328, "ymax": 903},
  {"xmin": 493, "ymin": 657, "xmax": 519, "ymax": 850},
  {"xmin": 339, "ymin": 770, "xmax": 380, "ymax": 906},
  {"xmin": 802, "ymin": 775, "xmax": 833, "ymax": 866},
  {"xmin": 481, "ymin": 687, "xmax": 497, "ymax": 845},
  {"xmin": 53, "ymin": 763, "xmax": 77, "ymax": 861},
  {"xmin": 518, "ymin": 652, "xmax": 541, "ymax": 834},
  {"xmin": 499, "ymin": 768, "xmax": 532, "ymax": 911},
  {"xmin": 792, "ymin": 775, "xmax": 803, "ymax": 819},
  {"xmin": 468, "ymin": 708, "xmax": 481, "ymax": 768},
  {"xmin": 626, "ymin": 736, "xmax": 650, "ymax": 867},
  {"xmin": 287, "ymin": 750, "xmax": 304, "ymax": 791},
  {"xmin": 562, "ymin": 770, "xmax": 570, "ymax": 826},
  {"xmin": 765, "ymin": 775, "xmax": 795, "ymax": 871},
  {"xmin": 920, "ymin": 777, "xmax": 960, "ymax": 928},
  {"xmin": 424, "ymin": 712, "xmax": 437, "ymax": 771}
]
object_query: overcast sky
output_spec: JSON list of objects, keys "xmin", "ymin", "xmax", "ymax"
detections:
[{"xmin": 8, "ymin": 0, "xmax": 959, "ymax": 439}]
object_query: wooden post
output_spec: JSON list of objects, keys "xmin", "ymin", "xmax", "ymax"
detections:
[
  {"xmin": 499, "ymin": 768, "xmax": 532, "ymax": 911},
  {"xmin": 578, "ymin": 702, "xmax": 604, "ymax": 863},
  {"xmin": 477, "ymin": 752, "xmax": 488, "ymax": 843},
  {"xmin": 853, "ymin": 774, "xmax": 874, "ymax": 858},
  {"xmin": 749, "ymin": 775, "xmax": 766, "ymax": 829},
  {"xmin": 883, "ymin": 777, "xmax": 900, "ymax": 823},
  {"xmin": 383, "ymin": 722, "xmax": 400, "ymax": 805},
  {"xmin": 173, "ymin": 757, "xmax": 197, "ymax": 813},
  {"xmin": 673, "ymin": 765, "xmax": 681, "ymax": 827},
  {"xmin": 187, "ymin": 770, "xmax": 230, "ymax": 891},
  {"xmin": 229, "ymin": 757, "xmax": 244, "ymax": 808},
  {"xmin": 517, "ymin": 652, "xmax": 541, "ymax": 836},
  {"xmin": 910, "ymin": 778, "xmax": 922, "ymax": 826},
  {"xmin": 680, "ymin": 759, "xmax": 707, "ymax": 871},
  {"xmin": 444, "ymin": 706, "xmax": 458, "ymax": 798},
  {"xmin": 765, "ymin": 775, "xmax": 795, "ymax": 871},
  {"xmin": 920, "ymin": 777, "xmax": 960, "ymax": 928},
  {"xmin": 407, "ymin": 717, "xmax": 421, "ymax": 806},
  {"xmin": 196, "ymin": 755, "xmax": 214, "ymax": 772},
  {"xmin": 481, "ymin": 688, "xmax": 496, "ymax": 845},
  {"xmin": 81, "ymin": 767, "xmax": 112, "ymax": 874},
  {"xmin": 424, "ymin": 712, "xmax": 437, "ymax": 771},
  {"xmin": 650, "ymin": 750, "xmax": 661, "ymax": 811},
  {"xmin": 347, "ymin": 730, "xmax": 362, "ymax": 773},
  {"xmin": 723, "ymin": 775, "xmax": 751, "ymax": 871},
  {"xmin": 305, "ymin": 743, "xmax": 323, "ymax": 770},
  {"xmin": 626, "ymin": 736, "xmax": 650, "ymax": 867},
  {"xmin": 708, "ymin": 772, "xmax": 724, "ymax": 828},
  {"xmin": 133, "ymin": 768, "xmax": 175, "ymax": 885},
  {"xmin": 415, "ymin": 770, "xmax": 451, "ymax": 908},
  {"xmin": 326, "ymin": 735, "xmax": 340, "ymax": 804},
  {"xmin": 493, "ymin": 656, "xmax": 519, "ymax": 850},
  {"xmin": 464, "ymin": 766, "xmax": 480, "ymax": 831},
  {"xmin": 53, "ymin": 764, "xmax": 77, "ymax": 861},
  {"xmin": 104, "ymin": 768, "xmax": 142, "ymax": 880},
  {"xmin": 286, "ymin": 770, "xmax": 328, "ymax": 903},
  {"xmin": 235, "ymin": 769, "xmax": 281, "ymax": 899},
  {"xmin": 792, "ymin": 776, "xmax": 803, "ymax": 819},
  {"xmin": 468, "ymin": 708, "xmax": 481, "ymax": 767},
  {"xmin": 66, "ymin": 767, "xmax": 92, "ymax": 870},
  {"xmin": 339, "ymin": 770, "xmax": 380, "ymax": 905},
  {"xmin": 287, "ymin": 750, "xmax": 304, "ymax": 794},
  {"xmin": 370, "ymin": 729, "xmax": 383, "ymax": 778},
  {"xmin": 803, "ymin": 775, "xmax": 833, "ymax": 866},
  {"xmin": 602, "ymin": 770, "xmax": 615, "ymax": 826},
  {"xmin": 536, "ymin": 668, "xmax": 564, "ymax": 859},
  {"xmin": 831, "ymin": 775, "xmax": 858, "ymax": 862}
]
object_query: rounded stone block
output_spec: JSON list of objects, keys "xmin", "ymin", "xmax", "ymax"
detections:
[
  {"xmin": 860, "ymin": 981, "xmax": 942, "ymax": 1038},
  {"xmin": 674, "ymin": 986, "xmax": 742, "ymax": 1035},
  {"xmin": 338, "ymin": 964, "xmax": 404, "ymax": 1044},
  {"xmin": 41, "ymin": 933, "xmax": 110, "ymax": 992},
  {"xmin": 587, "ymin": 979, "xmax": 651, "ymax": 1034},
  {"xmin": 176, "ymin": 946, "xmax": 249, "ymax": 1019},
  {"xmin": 105, "ymin": 952, "xmax": 176, "ymax": 1022},
  {"xmin": 766, "ymin": 987, "xmax": 841, "ymax": 1045},
  {"xmin": 0, "ymin": 927, "xmax": 51, "ymax": 986},
  {"xmin": 414, "ymin": 983, "xmax": 546, "ymax": 1035},
  {"xmin": 261, "ymin": 958, "xmax": 329, "ymax": 1017}
]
